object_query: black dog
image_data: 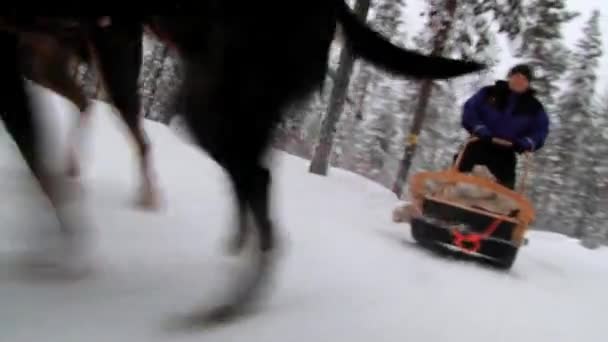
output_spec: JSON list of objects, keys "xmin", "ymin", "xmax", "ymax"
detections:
[{"xmin": 1, "ymin": 2, "xmax": 483, "ymax": 322}]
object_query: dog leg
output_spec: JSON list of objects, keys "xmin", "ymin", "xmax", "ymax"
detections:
[
  {"xmin": 4, "ymin": 31, "xmax": 89, "ymax": 276},
  {"xmin": 87, "ymin": 22, "xmax": 161, "ymax": 211}
]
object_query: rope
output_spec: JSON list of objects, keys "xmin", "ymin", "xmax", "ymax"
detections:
[{"xmin": 451, "ymin": 218, "xmax": 503, "ymax": 254}]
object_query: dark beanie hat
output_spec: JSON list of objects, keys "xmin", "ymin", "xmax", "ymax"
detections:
[{"xmin": 508, "ymin": 64, "xmax": 533, "ymax": 81}]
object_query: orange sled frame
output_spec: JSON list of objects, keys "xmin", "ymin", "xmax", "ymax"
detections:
[{"xmin": 407, "ymin": 138, "xmax": 535, "ymax": 269}]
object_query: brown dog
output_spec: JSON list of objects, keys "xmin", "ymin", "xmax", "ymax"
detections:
[{"xmin": 17, "ymin": 30, "xmax": 160, "ymax": 210}]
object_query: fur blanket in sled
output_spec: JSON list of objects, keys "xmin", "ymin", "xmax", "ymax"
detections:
[{"xmin": 392, "ymin": 165, "xmax": 520, "ymax": 223}]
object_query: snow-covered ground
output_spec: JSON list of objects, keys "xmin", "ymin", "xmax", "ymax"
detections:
[{"xmin": 1, "ymin": 86, "xmax": 608, "ymax": 342}]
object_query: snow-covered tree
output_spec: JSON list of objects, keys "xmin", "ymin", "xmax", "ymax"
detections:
[
  {"xmin": 335, "ymin": 0, "xmax": 408, "ymax": 178},
  {"xmin": 140, "ymin": 35, "xmax": 171, "ymax": 121},
  {"xmin": 578, "ymin": 85, "xmax": 608, "ymax": 244},
  {"xmin": 553, "ymin": 10, "xmax": 603, "ymax": 237},
  {"xmin": 310, "ymin": 0, "xmax": 372, "ymax": 175},
  {"xmin": 74, "ymin": 62, "xmax": 98, "ymax": 100},
  {"xmin": 489, "ymin": 0, "xmax": 525, "ymax": 40},
  {"xmin": 147, "ymin": 49, "xmax": 182, "ymax": 124},
  {"xmin": 392, "ymin": 0, "xmax": 501, "ymax": 196},
  {"xmin": 513, "ymin": 0, "xmax": 578, "ymax": 228},
  {"xmin": 516, "ymin": 0, "xmax": 578, "ymax": 110}
]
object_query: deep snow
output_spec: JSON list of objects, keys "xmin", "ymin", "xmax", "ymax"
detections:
[{"xmin": 1, "ymin": 85, "xmax": 607, "ymax": 342}]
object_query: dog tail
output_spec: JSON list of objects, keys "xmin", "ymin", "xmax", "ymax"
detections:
[{"xmin": 336, "ymin": 0, "xmax": 485, "ymax": 79}]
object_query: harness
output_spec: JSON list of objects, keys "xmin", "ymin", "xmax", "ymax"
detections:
[{"xmin": 451, "ymin": 218, "xmax": 502, "ymax": 254}]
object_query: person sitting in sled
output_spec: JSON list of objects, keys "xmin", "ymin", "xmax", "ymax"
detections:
[{"xmin": 459, "ymin": 64, "xmax": 550, "ymax": 189}]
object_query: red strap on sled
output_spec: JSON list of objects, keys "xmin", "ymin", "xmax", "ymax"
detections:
[{"xmin": 451, "ymin": 218, "xmax": 502, "ymax": 254}]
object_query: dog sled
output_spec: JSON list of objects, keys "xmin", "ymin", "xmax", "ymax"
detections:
[{"xmin": 395, "ymin": 138, "xmax": 535, "ymax": 269}]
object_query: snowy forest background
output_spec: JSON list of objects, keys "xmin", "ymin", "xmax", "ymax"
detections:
[{"xmin": 71, "ymin": 0, "xmax": 607, "ymax": 246}]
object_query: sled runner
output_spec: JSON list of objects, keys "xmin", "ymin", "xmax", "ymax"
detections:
[{"xmin": 405, "ymin": 137, "xmax": 535, "ymax": 269}]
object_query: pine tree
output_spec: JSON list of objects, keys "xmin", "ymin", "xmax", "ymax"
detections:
[
  {"xmin": 344, "ymin": 0, "xmax": 407, "ymax": 183},
  {"xmin": 412, "ymin": 82, "xmax": 464, "ymax": 172},
  {"xmin": 75, "ymin": 63, "xmax": 98, "ymax": 100},
  {"xmin": 140, "ymin": 35, "xmax": 170, "ymax": 120},
  {"xmin": 554, "ymin": 10, "xmax": 603, "ymax": 237},
  {"xmin": 579, "ymin": 85, "xmax": 608, "ymax": 244},
  {"xmin": 410, "ymin": 0, "xmax": 500, "ymax": 175},
  {"xmin": 352, "ymin": 0, "xmax": 406, "ymax": 120},
  {"xmin": 309, "ymin": 0, "xmax": 372, "ymax": 175},
  {"xmin": 391, "ymin": 0, "xmax": 500, "ymax": 197},
  {"xmin": 516, "ymin": 0, "xmax": 578, "ymax": 110},
  {"xmin": 514, "ymin": 0, "xmax": 578, "ymax": 228},
  {"xmin": 354, "ymin": 76, "xmax": 405, "ymax": 185},
  {"xmin": 486, "ymin": 0, "xmax": 525, "ymax": 40},
  {"xmin": 391, "ymin": 0, "xmax": 458, "ymax": 197}
]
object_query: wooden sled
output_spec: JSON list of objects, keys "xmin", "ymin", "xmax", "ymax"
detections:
[{"xmin": 406, "ymin": 137, "xmax": 535, "ymax": 269}]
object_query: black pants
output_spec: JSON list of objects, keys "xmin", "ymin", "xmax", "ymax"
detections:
[{"xmin": 455, "ymin": 140, "xmax": 517, "ymax": 189}]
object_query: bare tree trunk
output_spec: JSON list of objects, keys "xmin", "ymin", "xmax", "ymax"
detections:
[
  {"xmin": 352, "ymin": 64, "xmax": 374, "ymax": 120},
  {"xmin": 309, "ymin": 0, "xmax": 372, "ymax": 175},
  {"xmin": 391, "ymin": 0, "xmax": 458, "ymax": 198}
]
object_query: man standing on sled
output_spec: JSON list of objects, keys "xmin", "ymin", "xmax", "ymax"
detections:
[{"xmin": 458, "ymin": 64, "xmax": 550, "ymax": 189}]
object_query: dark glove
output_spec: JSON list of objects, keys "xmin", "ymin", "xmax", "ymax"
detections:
[
  {"xmin": 514, "ymin": 138, "xmax": 534, "ymax": 154},
  {"xmin": 474, "ymin": 126, "xmax": 493, "ymax": 143}
]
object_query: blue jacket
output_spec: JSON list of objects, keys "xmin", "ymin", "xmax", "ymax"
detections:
[{"xmin": 462, "ymin": 81, "xmax": 550, "ymax": 151}]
